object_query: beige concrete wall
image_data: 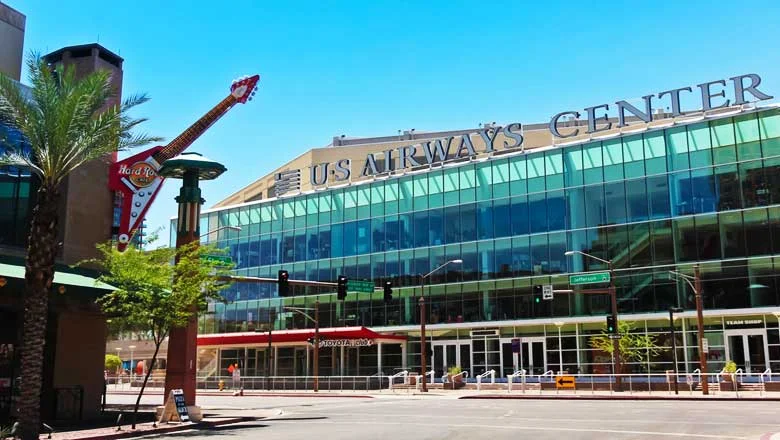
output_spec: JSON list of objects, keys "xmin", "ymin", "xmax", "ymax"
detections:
[
  {"xmin": 0, "ymin": 3, "xmax": 24, "ymax": 81},
  {"xmin": 53, "ymin": 310, "xmax": 108, "ymax": 420},
  {"xmin": 213, "ymin": 117, "xmax": 659, "ymax": 208}
]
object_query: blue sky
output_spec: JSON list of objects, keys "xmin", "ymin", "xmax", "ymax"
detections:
[{"xmin": 11, "ymin": 0, "xmax": 780, "ymax": 243}]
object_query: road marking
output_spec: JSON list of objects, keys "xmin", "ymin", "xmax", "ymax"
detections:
[
  {"xmin": 303, "ymin": 411, "xmax": 779, "ymax": 428},
  {"xmin": 300, "ymin": 420, "xmax": 749, "ymax": 439}
]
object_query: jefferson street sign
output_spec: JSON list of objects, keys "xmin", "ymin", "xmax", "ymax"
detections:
[
  {"xmin": 347, "ymin": 280, "xmax": 374, "ymax": 293},
  {"xmin": 569, "ymin": 272, "xmax": 610, "ymax": 285},
  {"xmin": 201, "ymin": 255, "xmax": 233, "ymax": 265}
]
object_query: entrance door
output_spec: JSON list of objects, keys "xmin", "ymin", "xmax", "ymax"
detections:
[
  {"xmin": 500, "ymin": 337, "xmax": 546, "ymax": 377},
  {"xmin": 724, "ymin": 330, "xmax": 769, "ymax": 375},
  {"xmin": 431, "ymin": 341, "xmax": 470, "ymax": 379}
]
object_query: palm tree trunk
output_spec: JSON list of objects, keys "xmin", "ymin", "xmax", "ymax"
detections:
[
  {"xmin": 132, "ymin": 342, "xmax": 161, "ymax": 429},
  {"xmin": 16, "ymin": 185, "xmax": 60, "ymax": 440}
]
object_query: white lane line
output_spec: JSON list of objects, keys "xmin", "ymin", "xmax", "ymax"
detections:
[
  {"xmin": 302, "ymin": 412, "xmax": 780, "ymax": 428},
  {"xmin": 300, "ymin": 420, "xmax": 749, "ymax": 439}
]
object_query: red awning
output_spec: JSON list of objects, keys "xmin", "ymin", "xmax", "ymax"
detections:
[{"xmin": 197, "ymin": 326, "xmax": 406, "ymax": 347}]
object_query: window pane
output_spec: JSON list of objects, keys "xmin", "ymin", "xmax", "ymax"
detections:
[
  {"xmin": 666, "ymin": 126, "xmax": 689, "ymax": 171},
  {"xmin": 602, "ymin": 138, "xmax": 624, "ymax": 182},
  {"xmin": 644, "ymin": 131, "xmax": 667, "ymax": 175},
  {"xmin": 688, "ymin": 122, "xmax": 713, "ymax": 168},
  {"xmin": 623, "ymin": 135, "xmax": 645, "ymax": 177},
  {"xmin": 564, "ymin": 145, "xmax": 584, "ymax": 187}
]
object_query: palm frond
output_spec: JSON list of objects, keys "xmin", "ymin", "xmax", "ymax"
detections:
[{"xmin": 0, "ymin": 52, "xmax": 160, "ymax": 186}]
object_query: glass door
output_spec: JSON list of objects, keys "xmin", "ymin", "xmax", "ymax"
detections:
[
  {"xmin": 725, "ymin": 330, "xmax": 769, "ymax": 375},
  {"xmin": 500, "ymin": 337, "xmax": 546, "ymax": 376},
  {"xmin": 431, "ymin": 341, "xmax": 470, "ymax": 378}
]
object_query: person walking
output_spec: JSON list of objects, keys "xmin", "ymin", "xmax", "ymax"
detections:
[{"xmin": 231, "ymin": 364, "xmax": 241, "ymax": 390}]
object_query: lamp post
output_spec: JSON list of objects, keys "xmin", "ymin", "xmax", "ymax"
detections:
[
  {"xmin": 284, "ymin": 301, "xmax": 320, "ymax": 392},
  {"xmin": 669, "ymin": 265, "xmax": 708, "ymax": 395},
  {"xmin": 199, "ymin": 225, "xmax": 241, "ymax": 241},
  {"xmin": 564, "ymin": 250, "xmax": 621, "ymax": 390},
  {"xmin": 419, "ymin": 259, "xmax": 462, "ymax": 392},
  {"xmin": 554, "ymin": 322, "xmax": 564, "ymax": 373},
  {"xmin": 159, "ymin": 152, "xmax": 226, "ymax": 407},
  {"xmin": 668, "ymin": 307, "xmax": 683, "ymax": 395}
]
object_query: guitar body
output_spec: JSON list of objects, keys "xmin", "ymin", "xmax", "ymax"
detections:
[
  {"xmin": 108, "ymin": 146, "xmax": 166, "ymax": 248},
  {"xmin": 108, "ymin": 74, "xmax": 259, "ymax": 250}
]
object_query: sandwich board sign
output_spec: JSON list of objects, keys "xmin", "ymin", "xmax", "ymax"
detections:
[{"xmin": 159, "ymin": 389, "xmax": 190, "ymax": 423}]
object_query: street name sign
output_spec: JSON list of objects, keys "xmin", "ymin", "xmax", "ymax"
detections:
[
  {"xmin": 609, "ymin": 334, "xmax": 623, "ymax": 340},
  {"xmin": 201, "ymin": 255, "xmax": 233, "ymax": 266},
  {"xmin": 347, "ymin": 280, "xmax": 374, "ymax": 293},
  {"xmin": 569, "ymin": 272, "xmax": 610, "ymax": 285},
  {"xmin": 556, "ymin": 376, "xmax": 576, "ymax": 389}
]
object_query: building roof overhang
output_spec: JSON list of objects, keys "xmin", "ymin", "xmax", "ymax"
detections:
[{"xmin": 197, "ymin": 326, "xmax": 406, "ymax": 347}]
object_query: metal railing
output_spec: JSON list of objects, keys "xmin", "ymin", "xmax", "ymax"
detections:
[
  {"xmin": 388, "ymin": 371, "xmax": 409, "ymax": 390},
  {"xmin": 414, "ymin": 370, "xmax": 435, "ymax": 391},
  {"xmin": 759, "ymin": 368, "xmax": 772, "ymax": 397},
  {"xmin": 507, "ymin": 370, "xmax": 526, "ymax": 393},
  {"xmin": 476, "ymin": 370, "xmax": 495, "ymax": 390}
]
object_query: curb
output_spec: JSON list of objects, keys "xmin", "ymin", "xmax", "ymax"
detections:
[
  {"xmin": 56, "ymin": 416, "xmax": 256, "ymax": 440},
  {"xmin": 458, "ymin": 394, "xmax": 780, "ymax": 402},
  {"xmin": 108, "ymin": 391, "xmax": 374, "ymax": 398}
]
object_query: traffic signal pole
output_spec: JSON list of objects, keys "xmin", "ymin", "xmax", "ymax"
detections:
[
  {"xmin": 694, "ymin": 265, "xmax": 709, "ymax": 395},
  {"xmin": 314, "ymin": 300, "xmax": 320, "ymax": 393},
  {"xmin": 609, "ymin": 261, "xmax": 622, "ymax": 391}
]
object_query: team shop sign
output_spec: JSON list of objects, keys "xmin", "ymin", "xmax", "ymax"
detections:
[
  {"xmin": 308, "ymin": 73, "xmax": 773, "ymax": 187},
  {"xmin": 318, "ymin": 338, "xmax": 374, "ymax": 348}
]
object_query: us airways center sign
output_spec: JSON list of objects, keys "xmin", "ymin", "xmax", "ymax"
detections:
[{"xmin": 307, "ymin": 74, "xmax": 773, "ymax": 187}]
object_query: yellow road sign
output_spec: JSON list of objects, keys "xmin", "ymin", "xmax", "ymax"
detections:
[{"xmin": 555, "ymin": 375, "xmax": 576, "ymax": 389}]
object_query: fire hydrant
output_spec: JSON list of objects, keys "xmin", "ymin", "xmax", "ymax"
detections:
[{"xmin": 218, "ymin": 380, "xmax": 225, "ymax": 391}]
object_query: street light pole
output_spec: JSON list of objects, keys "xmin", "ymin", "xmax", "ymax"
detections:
[
  {"xmin": 565, "ymin": 250, "xmax": 621, "ymax": 390},
  {"xmin": 314, "ymin": 300, "xmax": 320, "ymax": 393},
  {"xmin": 419, "ymin": 259, "xmax": 462, "ymax": 393},
  {"xmin": 693, "ymin": 265, "xmax": 708, "ymax": 395},
  {"xmin": 554, "ymin": 322, "xmax": 564, "ymax": 373},
  {"xmin": 668, "ymin": 307, "xmax": 683, "ymax": 395}
]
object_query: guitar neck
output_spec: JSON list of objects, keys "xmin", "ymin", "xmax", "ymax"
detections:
[{"xmin": 153, "ymin": 94, "xmax": 238, "ymax": 163}]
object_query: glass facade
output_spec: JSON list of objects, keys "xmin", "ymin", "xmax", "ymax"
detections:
[
  {"xmin": 183, "ymin": 108, "xmax": 780, "ymax": 376},
  {"xmin": 0, "ymin": 122, "xmax": 33, "ymax": 249}
]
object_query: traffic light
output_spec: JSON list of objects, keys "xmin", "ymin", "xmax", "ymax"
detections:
[
  {"xmin": 278, "ymin": 270, "xmax": 289, "ymax": 297},
  {"xmin": 533, "ymin": 285, "xmax": 542, "ymax": 304},
  {"xmin": 383, "ymin": 281, "xmax": 393, "ymax": 303},
  {"xmin": 606, "ymin": 315, "xmax": 617, "ymax": 333},
  {"xmin": 337, "ymin": 275, "xmax": 348, "ymax": 300}
]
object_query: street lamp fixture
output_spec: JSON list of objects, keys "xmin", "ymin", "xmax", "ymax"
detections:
[
  {"xmin": 564, "ymin": 249, "xmax": 621, "ymax": 390},
  {"xmin": 419, "ymin": 259, "xmax": 462, "ymax": 392}
]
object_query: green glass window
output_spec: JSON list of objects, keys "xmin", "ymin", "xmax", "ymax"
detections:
[
  {"xmin": 370, "ymin": 182, "xmax": 385, "ymax": 217},
  {"xmin": 622, "ymin": 135, "xmax": 644, "ymax": 177},
  {"xmin": 332, "ymin": 190, "xmax": 344, "ymax": 222},
  {"xmin": 399, "ymin": 177, "xmax": 413, "ymax": 213},
  {"xmin": 582, "ymin": 142, "xmax": 603, "ymax": 184},
  {"xmin": 736, "ymin": 114, "xmax": 762, "ymax": 161},
  {"xmin": 459, "ymin": 164, "xmax": 476, "ymax": 203},
  {"xmin": 665, "ymin": 126, "xmax": 689, "ymax": 171},
  {"xmin": 643, "ymin": 131, "xmax": 667, "ymax": 175},
  {"xmin": 427, "ymin": 170, "xmax": 444, "ymax": 208},
  {"xmin": 385, "ymin": 180, "xmax": 399, "ymax": 214},
  {"xmin": 760, "ymin": 109, "xmax": 780, "ymax": 157},
  {"xmin": 413, "ymin": 174, "xmax": 429, "ymax": 210},
  {"xmin": 476, "ymin": 162, "xmax": 492, "ymax": 201},
  {"xmin": 602, "ymin": 138, "xmax": 624, "ymax": 182},
  {"xmin": 527, "ymin": 153, "xmax": 545, "ymax": 193},
  {"xmin": 239, "ymin": 207, "xmax": 249, "ymax": 226},
  {"xmin": 508, "ymin": 155, "xmax": 527, "ymax": 195},
  {"xmin": 564, "ymin": 145, "xmax": 584, "ymax": 187},
  {"xmin": 249, "ymin": 206, "xmax": 261, "ymax": 224},
  {"xmin": 492, "ymin": 158, "xmax": 509, "ymax": 199},
  {"xmin": 687, "ymin": 122, "xmax": 712, "ymax": 168},
  {"xmin": 294, "ymin": 198, "xmax": 306, "ymax": 228},
  {"xmin": 545, "ymin": 150, "xmax": 564, "ymax": 190},
  {"xmin": 318, "ymin": 193, "xmax": 332, "ymax": 224},
  {"xmin": 357, "ymin": 187, "xmax": 371, "ymax": 218},
  {"xmin": 443, "ymin": 168, "xmax": 459, "ymax": 206},
  {"xmin": 260, "ymin": 205, "xmax": 272, "ymax": 234},
  {"xmin": 306, "ymin": 195, "xmax": 318, "ymax": 226},
  {"xmin": 710, "ymin": 118, "xmax": 737, "ymax": 165}
]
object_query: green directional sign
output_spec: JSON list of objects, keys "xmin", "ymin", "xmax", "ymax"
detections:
[
  {"xmin": 201, "ymin": 255, "xmax": 233, "ymax": 266},
  {"xmin": 569, "ymin": 272, "xmax": 610, "ymax": 285},
  {"xmin": 347, "ymin": 280, "xmax": 374, "ymax": 293}
]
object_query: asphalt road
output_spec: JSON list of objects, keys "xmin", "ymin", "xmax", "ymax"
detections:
[{"xmin": 107, "ymin": 394, "xmax": 780, "ymax": 440}]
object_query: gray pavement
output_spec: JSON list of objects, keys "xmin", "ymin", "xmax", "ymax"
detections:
[{"xmin": 107, "ymin": 393, "xmax": 780, "ymax": 439}]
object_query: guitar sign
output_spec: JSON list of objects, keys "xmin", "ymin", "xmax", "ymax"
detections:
[{"xmin": 108, "ymin": 75, "xmax": 260, "ymax": 250}]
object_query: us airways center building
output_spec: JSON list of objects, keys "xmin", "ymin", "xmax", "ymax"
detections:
[{"xmin": 172, "ymin": 74, "xmax": 780, "ymax": 381}]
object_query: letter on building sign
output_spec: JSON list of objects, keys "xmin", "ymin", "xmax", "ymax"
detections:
[
  {"xmin": 549, "ymin": 112, "xmax": 580, "ymax": 138},
  {"xmin": 502, "ymin": 123, "xmax": 524, "ymax": 149},
  {"xmin": 657, "ymin": 87, "xmax": 692, "ymax": 117},
  {"xmin": 698, "ymin": 80, "xmax": 730, "ymax": 111},
  {"xmin": 730, "ymin": 74, "xmax": 774, "ymax": 105},
  {"xmin": 616, "ymin": 95, "xmax": 654, "ymax": 128},
  {"xmin": 585, "ymin": 104, "xmax": 612, "ymax": 134},
  {"xmin": 455, "ymin": 134, "xmax": 477, "ymax": 158},
  {"xmin": 382, "ymin": 149, "xmax": 394, "ymax": 173},
  {"xmin": 479, "ymin": 127, "xmax": 501, "ymax": 153},
  {"xmin": 421, "ymin": 137, "xmax": 453, "ymax": 164},
  {"xmin": 333, "ymin": 158, "xmax": 351, "ymax": 182},
  {"xmin": 309, "ymin": 163, "xmax": 329, "ymax": 186},
  {"xmin": 361, "ymin": 154, "xmax": 380, "ymax": 177},
  {"xmin": 398, "ymin": 145, "xmax": 422, "ymax": 169}
]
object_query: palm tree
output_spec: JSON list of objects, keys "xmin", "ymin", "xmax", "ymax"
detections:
[{"xmin": 0, "ymin": 53, "xmax": 160, "ymax": 440}]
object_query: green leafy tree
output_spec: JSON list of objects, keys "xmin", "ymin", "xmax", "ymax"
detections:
[
  {"xmin": 89, "ymin": 241, "xmax": 231, "ymax": 428},
  {"xmin": 589, "ymin": 321, "xmax": 664, "ymax": 371},
  {"xmin": 105, "ymin": 354, "xmax": 122, "ymax": 373},
  {"xmin": 0, "ymin": 53, "xmax": 160, "ymax": 440}
]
